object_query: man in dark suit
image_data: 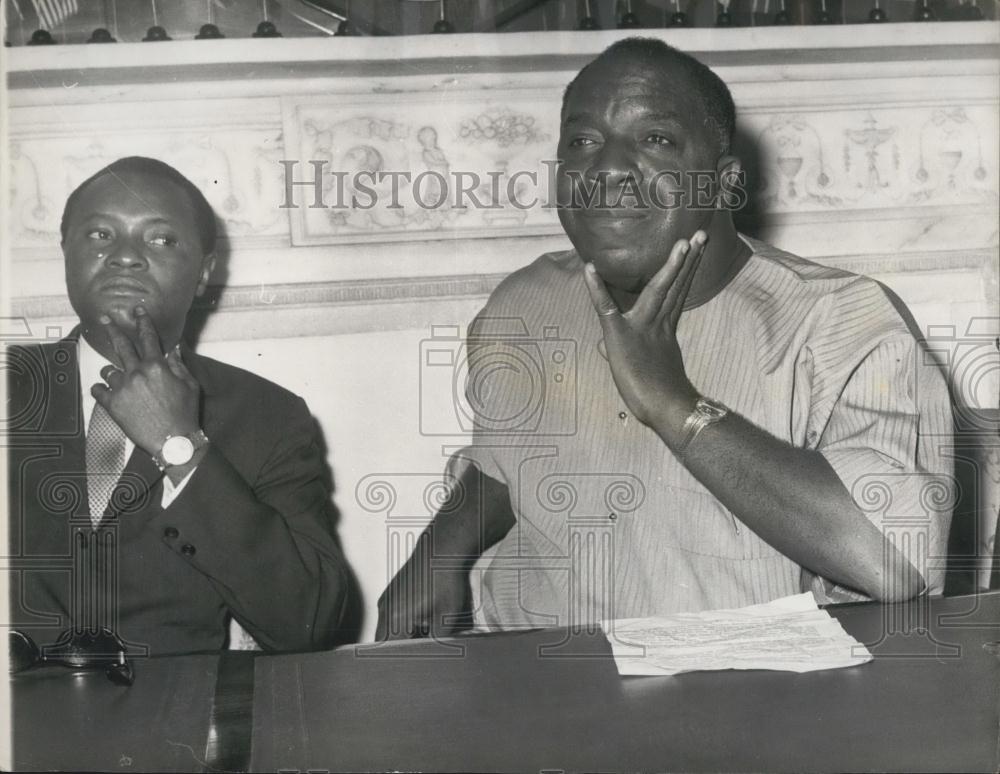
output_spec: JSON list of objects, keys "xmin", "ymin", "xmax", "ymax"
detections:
[{"xmin": 6, "ymin": 156, "xmax": 350, "ymax": 655}]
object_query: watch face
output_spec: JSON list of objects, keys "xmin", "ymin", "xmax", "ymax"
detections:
[{"xmin": 161, "ymin": 435, "xmax": 195, "ymax": 466}]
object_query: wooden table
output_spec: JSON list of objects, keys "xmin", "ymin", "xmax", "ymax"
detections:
[{"xmin": 12, "ymin": 592, "xmax": 1000, "ymax": 772}]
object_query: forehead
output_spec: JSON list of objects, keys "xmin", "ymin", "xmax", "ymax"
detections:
[
  {"xmin": 69, "ymin": 170, "xmax": 197, "ymax": 226},
  {"xmin": 564, "ymin": 55, "xmax": 701, "ymax": 119}
]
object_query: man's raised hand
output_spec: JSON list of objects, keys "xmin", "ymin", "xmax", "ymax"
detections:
[
  {"xmin": 90, "ymin": 306, "xmax": 202, "ymax": 457},
  {"xmin": 582, "ymin": 230, "xmax": 707, "ymax": 432}
]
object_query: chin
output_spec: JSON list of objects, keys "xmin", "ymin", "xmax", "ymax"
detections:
[
  {"xmin": 603, "ymin": 275, "xmax": 646, "ymax": 295},
  {"xmin": 584, "ymin": 256, "xmax": 644, "ymax": 290},
  {"xmin": 102, "ymin": 303, "xmax": 140, "ymax": 328}
]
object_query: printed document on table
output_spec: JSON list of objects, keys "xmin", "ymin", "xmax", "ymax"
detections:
[{"xmin": 601, "ymin": 592, "xmax": 872, "ymax": 676}]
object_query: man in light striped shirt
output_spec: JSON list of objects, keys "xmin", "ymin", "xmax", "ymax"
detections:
[{"xmin": 377, "ymin": 38, "xmax": 952, "ymax": 638}]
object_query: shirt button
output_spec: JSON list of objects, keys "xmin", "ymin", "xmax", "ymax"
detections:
[
  {"xmin": 180, "ymin": 543, "xmax": 196, "ymax": 556},
  {"xmin": 163, "ymin": 527, "xmax": 179, "ymax": 539}
]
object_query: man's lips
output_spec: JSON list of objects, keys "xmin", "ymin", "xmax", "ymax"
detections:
[
  {"xmin": 575, "ymin": 209, "xmax": 651, "ymax": 234},
  {"xmin": 98, "ymin": 277, "xmax": 149, "ymax": 295}
]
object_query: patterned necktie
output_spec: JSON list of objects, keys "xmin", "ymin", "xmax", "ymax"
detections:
[{"xmin": 85, "ymin": 403, "xmax": 127, "ymax": 529}]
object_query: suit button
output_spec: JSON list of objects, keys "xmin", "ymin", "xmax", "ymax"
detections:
[
  {"xmin": 180, "ymin": 543, "xmax": 196, "ymax": 556},
  {"xmin": 163, "ymin": 527, "xmax": 179, "ymax": 539}
]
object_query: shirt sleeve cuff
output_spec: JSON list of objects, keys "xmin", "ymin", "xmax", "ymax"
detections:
[{"xmin": 161, "ymin": 467, "xmax": 198, "ymax": 508}]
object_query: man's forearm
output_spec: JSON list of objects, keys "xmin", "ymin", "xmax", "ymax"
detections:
[
  {"xmin": 426, "ymin": 463, "xmax": 516, "ymax": 570},
  {"xmin": 650, "ymin": 398, "xmax": 922, "ymax": 601}
]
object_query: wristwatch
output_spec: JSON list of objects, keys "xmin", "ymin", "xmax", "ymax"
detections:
[
  {"xmin": 677, "ymin": 397, "xmax": 729, "ymax": 455},
  {"xmin": 152, "ymin": 430, "xmax": 210, "ymax": 471}
]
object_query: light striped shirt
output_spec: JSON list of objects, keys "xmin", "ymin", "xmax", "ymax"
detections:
[{"xmin": 454, "ymin": 236, "xmax": 953, "ymax": 630}]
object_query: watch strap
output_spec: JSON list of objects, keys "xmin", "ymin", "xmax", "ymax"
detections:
[{"xmin": 676, "ymin": 398, "xmax": 729, "ymax": 455}]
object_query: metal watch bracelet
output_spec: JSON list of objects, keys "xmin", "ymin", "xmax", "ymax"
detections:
[{"xmin": 676, "ymin": 397, "xmax": 729, "ymax": 455}]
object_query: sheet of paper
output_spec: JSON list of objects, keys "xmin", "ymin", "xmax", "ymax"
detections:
[{"xmin": 601, "ymin": 592, "xmax": 872, "ymax": 676}]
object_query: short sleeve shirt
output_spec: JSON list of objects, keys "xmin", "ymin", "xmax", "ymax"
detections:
[{"xmin": 454, "ymin": 236, "xmax": 953, "ymax": 630}]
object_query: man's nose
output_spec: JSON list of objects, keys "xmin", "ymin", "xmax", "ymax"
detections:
[
  {"xmin": 587, "ymin": 139, "xmax": 643, "ymax": 188},
  {"xmin": 105, "ymin": 238, "xmax": 147, "ymax": 269}
]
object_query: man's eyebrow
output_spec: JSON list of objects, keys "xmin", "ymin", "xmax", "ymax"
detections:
[
  {"xmin": 79, "ymin": 212, "xmax": 173, "ymax": 224},
  {"xmin": 562, "ymin": 111, "xmax": 685, "ymax": 127},
  {"xmin": 640, "ymin": 112, "xmax": 684, "ymax": 123}
]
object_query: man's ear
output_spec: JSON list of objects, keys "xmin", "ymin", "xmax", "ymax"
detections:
[
  {"xmin": 715, "ymin": 155, "xmax": 746, "ymax": 211},
  {"xmin": 195, "ymin": 254, "xmax": 216, "ymax": 297}
]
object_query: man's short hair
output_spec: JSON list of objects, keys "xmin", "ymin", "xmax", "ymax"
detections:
[
  {"xmin": 60, "ymin": 156, "xmax": 217, "ymax": 255},
  {"xmin": 562, "ymin": 37, "xmax": 736, "ymax": 157}
]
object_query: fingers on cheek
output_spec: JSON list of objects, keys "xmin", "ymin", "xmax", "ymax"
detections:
[{"xmin": 667, "ymin": 246, "xmax": 689, "ymax": 278}]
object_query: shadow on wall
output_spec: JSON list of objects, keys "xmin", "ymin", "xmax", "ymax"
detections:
[
  {"xmin": 731, "ymin": 122, "xmax": 774, "ymax": 245},
  {"xmin": 949, "ymin": 412, "xmax": 1000, "ymax": 595},
  {"xmin": 184, "ymin": 214, "xmax": 231, "ymax": 349}
]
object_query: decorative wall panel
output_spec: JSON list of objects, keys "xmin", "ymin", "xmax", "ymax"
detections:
[
  {"xmin": 750, "ymin": 107, "xmax": 997, "ymax": 211},
  {"xmin": 282, "ymin": 94, "xmax": 562, "ymax": 244},
  {"xmin": 7, "ymin": 126, "xmax": 288, "ymax": 250}
]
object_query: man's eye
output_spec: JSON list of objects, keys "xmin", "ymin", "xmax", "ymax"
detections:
[
  {"xmin": 86, "ymin": 229, "xmax": 112, "ymax": 240},
  {"xmin": 646, "ymin": 134, "xmax": 674, "ymax": 146},
  {"xmin": 148, "ymin": 235, "xmax": 178, "ymax": 247},
  {"xmin": 568, "ymin": 137, "xmax": 598, "ymax": 148}
]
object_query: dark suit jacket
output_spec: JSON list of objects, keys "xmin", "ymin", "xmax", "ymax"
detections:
[{"xmin": 6, "ymin": 335, "xmax": 349, "ymax": 655}]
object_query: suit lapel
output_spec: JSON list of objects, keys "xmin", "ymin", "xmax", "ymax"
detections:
[
  {"xmin": 44, "ymin": 337, "xmax": 87, "ymax": 441},
  {"xmin": 32, "ymin": 338, "xmax": 90, "ymax": 524},
  {"xmin": 106, "ymin": 447, "xmax": 164, "ymax": 523},
  {"xmin": 49, "ymin": 336, "xmax": 87, "ymax": 460}
]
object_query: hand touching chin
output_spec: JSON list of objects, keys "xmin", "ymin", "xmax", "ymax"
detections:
[{"xmin": 100, "ymin": 302, "xmax": 143, "ymax": 330}]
